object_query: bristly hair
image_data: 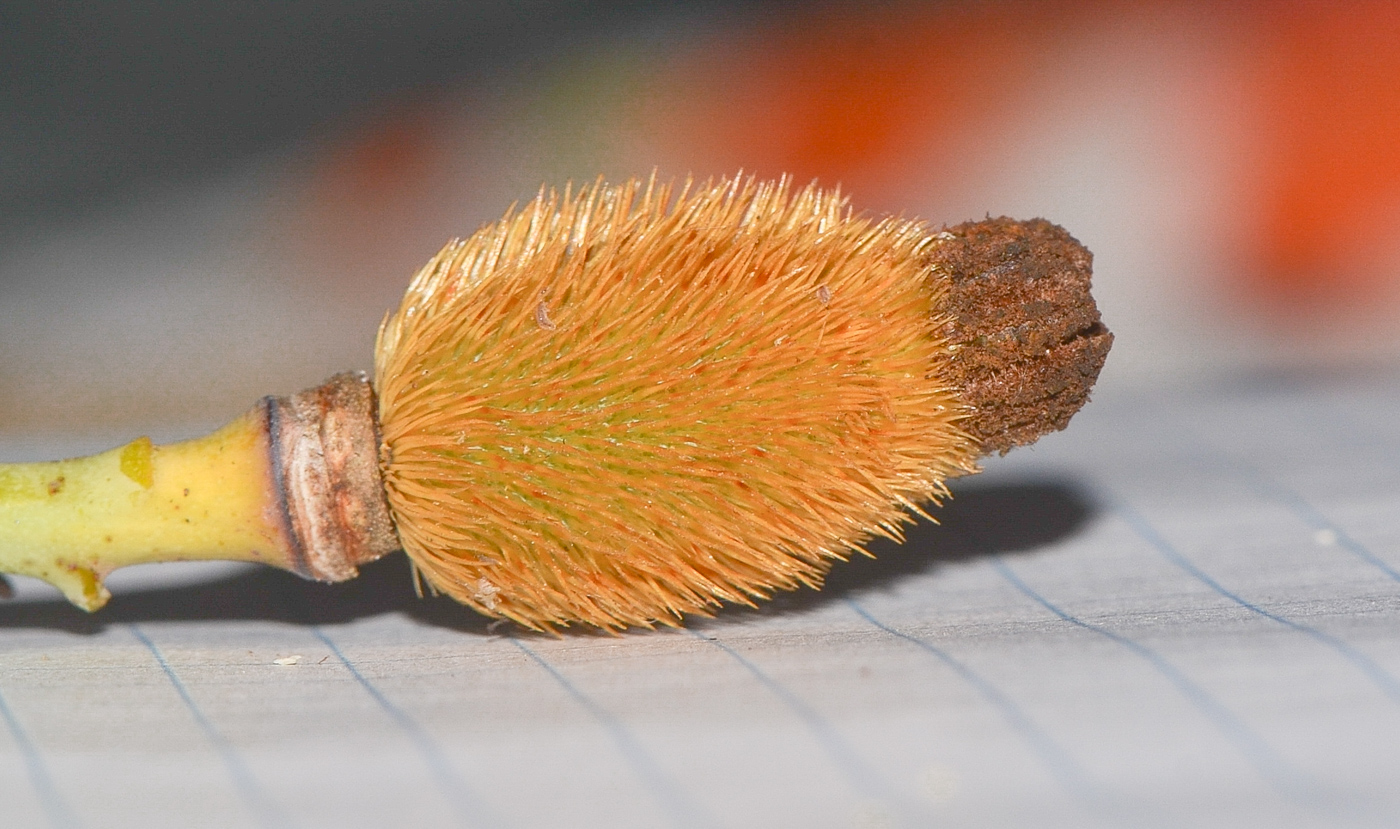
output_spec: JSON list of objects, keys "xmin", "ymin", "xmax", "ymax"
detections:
[{"xmin": 374, "ymin": 174, "xmax": 979, "ymax": 631}]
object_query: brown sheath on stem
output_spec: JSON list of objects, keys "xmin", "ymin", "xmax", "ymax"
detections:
[{"xmin": 262, "ymin": 372, "xmax": 400, "ymax": 582}]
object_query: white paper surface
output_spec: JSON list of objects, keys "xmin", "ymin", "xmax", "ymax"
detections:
[{"xmin": 2, "ymin": 374, "xmax": 1399, "ymax": 829}]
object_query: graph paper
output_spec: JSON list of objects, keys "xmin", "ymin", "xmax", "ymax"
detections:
[{"xmin": 2, "ymin": 371, "xmax": 1399, "ymax": 829}]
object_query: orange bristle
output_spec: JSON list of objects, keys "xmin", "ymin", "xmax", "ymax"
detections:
[{"xmin": 373, "ymin": 175, "xmax": 979, "ymax": 631}]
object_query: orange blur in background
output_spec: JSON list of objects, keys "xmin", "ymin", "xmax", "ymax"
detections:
[
  {"xmin": 1242, "ymin": 1, "xmax": 1400, "ymax": 314},
  {"xmin": 14, "ymin": 0, "xmax": 1398, "ymax": 435},
  {"xmin": 299, "ymin": 0, "xmax": 1400, "ymax": 324}
]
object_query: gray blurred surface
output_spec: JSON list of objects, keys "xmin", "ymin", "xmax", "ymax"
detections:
[
  {"xmin": 0, "ymin": 0, "xmax": 733, "ymax": 229},
  {"xmin": 0, "ymin": 0, "xmax": 749, "ymax": 434}
]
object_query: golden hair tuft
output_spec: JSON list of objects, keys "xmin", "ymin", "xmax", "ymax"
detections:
[{"xmin": 373, "ymin": 175, "xmax": 979, "ymax": 631}]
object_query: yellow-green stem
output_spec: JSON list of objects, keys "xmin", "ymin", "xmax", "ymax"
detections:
[{"xmin": 0, "ymin": 410, "xmax": 294, "ymax": 610}]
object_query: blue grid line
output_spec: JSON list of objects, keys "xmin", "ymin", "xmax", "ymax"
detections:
[
  {"xmin": 0, "ymin": 683, "xmax": 80, "ymax": 829},
  {"xmin": 1176, "ymin": 425, "xmax": 1400, "ymax": 584},
  {"xmin": 1228, "ymin": 458, "xmax": 1400, "ymax": 583},
  {"xmin": 1112, "ymin": 500, "xmax": 1400, "ymax": 705},
  {"xmin": 690, "ymin": 628, "xmax": 930, "ymax": 827},
  {"xmin": 989, "ymin": 558, "xmax": 1316, "ymax": 802},
  {"xmin": 310, "ymin": 628, "xmax": 503, "ymax": 829},
  {"xmin": 508, "ymin": 637, "xmax": 718, "ymax": 829},
  {"xmin": 846, "ymin": 599, "xmax": 1098, "ymax": 805},
  {"xmin": 130, "ymin": 625, "xmax": 288, "ymax": 829}
]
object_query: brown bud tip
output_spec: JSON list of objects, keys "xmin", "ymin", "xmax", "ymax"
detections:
[
  {"xmin": 266, "ymin": 372, "xmax": 400, "ymax": 581},
  {"xmin": 930, "ymin": 217, "xmax": 1113, "ymax": 456}
]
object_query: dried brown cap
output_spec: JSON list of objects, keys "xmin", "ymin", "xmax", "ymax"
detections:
[{"xmin": 930, "ymin": 217, "xmax": 1113, "ymax": 455}]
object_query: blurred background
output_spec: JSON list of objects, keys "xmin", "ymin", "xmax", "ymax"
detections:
[{"xmin": 3, "ymin": 0, "xmax": 1400, "ymax": 440}]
